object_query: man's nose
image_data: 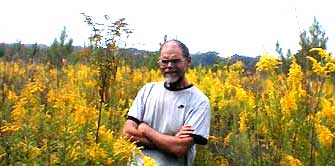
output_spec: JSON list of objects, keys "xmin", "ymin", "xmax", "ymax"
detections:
[{"xmin": 167, "ymin": 61, "xmax": 175, "ymax": 67}]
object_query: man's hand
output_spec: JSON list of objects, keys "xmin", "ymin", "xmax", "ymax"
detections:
[
  {"xmin": 121, "ymin": 120, "xmax": 155, "ymax": 148},
  {"xmin": 137, "ymin": 122, "xmax": 148, "ymax": 134},
  {"xmin": 175, "ymin": 125, "xmax": 194, "ymax": 138}
]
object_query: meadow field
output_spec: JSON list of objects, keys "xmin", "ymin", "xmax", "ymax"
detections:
[{"xmin": 1, "ymin": 47, "xmax": 334, "ymax": 165}]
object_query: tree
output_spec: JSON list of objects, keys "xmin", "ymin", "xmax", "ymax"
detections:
[
  {"xmin": 0, "ymin": 44, "xmax": 5, "ymax": 58},
  {"xmin": 275, "ymin": 41, "xmax": 292, "ymax": 74},
  {"xmin": 295, "ymin": 17, "xmax": 328, "ymax": 72},
  {"xmin": 82, "ymin": 13, "xmax": 132, "ymax": 143},
  {"xmin": 47, "ymin": 27, "xmax": 74, "ymax": 69}
]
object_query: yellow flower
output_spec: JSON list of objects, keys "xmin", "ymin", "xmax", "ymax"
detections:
[
  {"xmin": 230, "ymin": 61, "xmax": 245, "ymax": 73},
  {"xmin": 256, "ymin": 54, "xmax": 282, "ymax": 72},
  {"xmin": 307, "ymin": 56, "xmax": 328, "ymax": 77},
  {"xmin": 107, "ymin": 158, "xmax": 114, "ymax": 165},
  {"xmin": 288, "ymin": 57, "xmax": 303, "ymax": 85},
  {"xmin": 319, "ymin": 98, "xmax": 335, "ymax": 121},
  {"xmin": 280, "ymin": 92, "xmax": 298, "ymax": 115},
  {"xmin": 50, "ymin": 153, "xmax": 60, "ymax": 166},
  {"xmin": 143, "ymin": 155, "xmax": 157, "ymax": 166},
  {"xmin": 74, "ymin": 106, "xmax": 97, "ymax": 126},
  {"xmin": 224, "ymin": 132, "xmax": 233, "ymax": 146},
  {"xmin": 310, "ymin": 48, "xmax": 330, "ymax": 60},
  {"xmin": 31, "ymin": 146, "xmax": 42, "ymax": 158},
  {"xmin": 215, "ymin": 156, "xmax": 229, "ymax": 166},
  {"xmin": 86, "ymin": 143, "xmax": 107, "ymax": 161},
  {"xmin": 67, "ymin": 141, "xmax": 81, "ymax": 161},
  {"xmin": 239, "ymin": 111, "xmax": 248, "ymax": 132},
  {"xmin": 0, "ymin": 123, "xmax": 21, "ymax": 133},
  {"xmin": 281, "ymin": 154, "xmax": 302, "ymax": 166},
  {"xmin": 208, "ymin": 135, "xmax": 221, "ymax": 143},
  {"xmin": 326, "ymin": 62, "xmax": 335, "ymax": 73},
  {"xmin": 315, "ymin": 124, "xmax": 334, "ymax": 147},
  {"xmin": 113, "ymin": 138, "xmax": 140, "ymax": 161},
  {"xmin": 11, "ymin": 97, "xmax": 28, "ymax": 125}
]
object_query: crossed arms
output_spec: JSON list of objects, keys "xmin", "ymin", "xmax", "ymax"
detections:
[{"xmin": 122, "ymin": 119, "xmax": 194, "ymax": 157}]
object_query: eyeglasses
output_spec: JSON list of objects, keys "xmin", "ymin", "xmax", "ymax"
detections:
[{"xmin": 158, "ymin": 58, "xmax": 185, "ymax": 66}]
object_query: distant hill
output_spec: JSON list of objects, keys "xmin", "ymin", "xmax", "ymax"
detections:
[
  {"xmin": 191, "ymin": 51, "xmax": 221, "ymax": 67},
  {"xmin": 1, "ymin": 43, "xmax": 49, "ymax": 49},
  {"xmin": 225, "ymin": 54, "xmax": 259, "ymax": 69},
  {"xmin": 190, "ymin": 51, "xmax": 259, "ymax": 69},
  {"xmin": 1, "ymin": 43, "xmax": 259, "ymax": 69}
]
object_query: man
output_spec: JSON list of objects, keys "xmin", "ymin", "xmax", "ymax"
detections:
[{"xmin": 122, "ymin": 39, "xmax": 211, "ymax": 166}]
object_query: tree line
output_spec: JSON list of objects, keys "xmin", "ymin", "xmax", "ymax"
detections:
[{"xmin": 0, "ymin": 16, "xmax": 330, "ymax": 75}]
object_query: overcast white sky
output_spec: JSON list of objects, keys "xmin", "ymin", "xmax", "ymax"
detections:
[{"xmin": 1, "ymin": 0, "xmax": 334, "ymax": 57}]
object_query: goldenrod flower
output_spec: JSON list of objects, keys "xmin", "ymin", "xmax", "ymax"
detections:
[
  {"xmin": 239, "ymin": 111, "xmax": 248, "ymax": 132},
  {"xmin": 288, "ymin": 57, "xmax": 303, "ymax": 85},
  {"xmin": 310, "ymin": 48, "xmax": 330, "ymax": 60},
  {"xmin": 280, "ymin": 92, "xmax": 298, "ymax": 115},
  {"xmin": 256, "ymin": 54, "xmax": 282, "ymax": 72},
  {"xmin": 0, "ymin": 123, "xmax": 21, "ymax": 133},
  {"xmin": 209, "ymin": 135, "xmax": 222, "ymax": 143},
  {"xmin": 215, "ymin": 156, "xmax": 229, "ymax": 166},
  {"xmin": 307, "ymin": 56, "xmax": 328, "ymax": 77},
  {"xmin": 107, "ymin": 158, "xmax": 114, "ymax": 165},
  {"xmin": 281, "ymin": 154, "xmax": 302, "ymax": 166},
  {"xmin": 315, "ymin": 124, "xmax": 334, "ymax": 147},
  {"xmin": 319, "ymin": 98, "xmax": 335, "ymax": 121},
  {"xmin": 86, "ymin": 143, "xmax": 107, "ymax": 161},
  {"xmin": 224, "ymin": 132, "xmax": 233, "ymax": 146},
  {"xmin": 30, "ymin": 146, "xmax": 42, "ymax": 158},
  {"xmin": 230, "ymin": 61, "xmax": 245, "ymax": 73},
  {"xmin": 326, "ymin": 62, "xmax": 335, "ymax": 73},
  {"xmin": 143, "ymin": 155, "xmax": 157, "ymax": 166},
  {"xmin": 67, "ymin": 141, "xmax": 81, "ymax": 161},
  {"xmin": 50, "ymin": 153, "xmax": 60, "ymax": 166},
  {"xmin": 113, "ymin": 138, "xmax": 140, "ymax": 161}
]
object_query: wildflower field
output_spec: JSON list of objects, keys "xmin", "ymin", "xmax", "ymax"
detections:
[{"xmin": 0, "ymin": 47, "xmax": 334, "ymax": 166}]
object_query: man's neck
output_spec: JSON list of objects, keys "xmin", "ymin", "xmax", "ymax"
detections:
[{"xmin": 165, "ymin": 78, "xmax": 191, "ymax": 89}]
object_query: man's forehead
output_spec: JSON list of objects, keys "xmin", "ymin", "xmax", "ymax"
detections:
[{"xmin": 161, "ymin": 41, "xmax": 182, "ymax": 55}]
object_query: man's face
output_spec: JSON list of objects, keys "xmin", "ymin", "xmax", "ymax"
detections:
[{"xmin": 159, "ymin": 41, "xmax": 190, "ymax": 84}]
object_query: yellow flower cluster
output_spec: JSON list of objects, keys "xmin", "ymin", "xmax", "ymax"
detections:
[
  {"xmin": 113, "ymin": 138, "xmax": 140, "ymax": 161},
  {"xmin": 288, "ymin": 58, "xmax": 303, "ymax": 86},
  {"xmin": 143, "ymin": 155, "xmax": 157, "ymax": 166},
  {"xmin": 224, "ymin": 132, "xmax": 233, "ymax": 146},
  {"xmin": 307, "ymin": 48, "xmax": 335, "ymax": 77},
  {"xmin": 317, "ymin": 98, "xmax": 335, "ymax": 122},
  {"xmin": 281, "ymin": 154, "xmax": 302, "ymax": 166},
  {"xmin": 280, "ymin": 91, "xmax": 298, "ymax": 115},
  {"xmin": 315, "ymin": 124, "xmax": 334, "ymax": 147},
  {"xmin": 239, "ymin": 111, "xmax": 248, "ymax": 132},
  {"xmin": 256, "ymin": 54, "xmax": 282, "ymax": 72},
  {"xmin": 85, "ymin": 143, "xmax": 108, "ymax": 161},
  {"xmin": 2, "ymin": 52, "xmax": 335, "ymax": 165},
  {"xmin": 306, "ymin": 56, "xmax": 328, "ymax": 76},
  {"xmin": 0, "ymin": 123, "xmax": 21, "ymax": 134}
]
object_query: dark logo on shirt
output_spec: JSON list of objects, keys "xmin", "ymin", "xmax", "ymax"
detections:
[{"xmin": 178, "ymin": 105, "xmax": 185, "ymax": 109}]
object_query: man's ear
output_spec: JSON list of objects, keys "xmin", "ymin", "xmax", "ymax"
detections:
[
  {"xmin": 186, "ymin": 56, "xmax": 192, "ymax": 67},
  {"xmin": 187, "ymin": 56, "xmax": 191, "ymax": 63}
]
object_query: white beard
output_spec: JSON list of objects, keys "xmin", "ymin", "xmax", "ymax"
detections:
[{"xmin": 165, "ymin": 74, "xmax": 179, "ymax": 84}]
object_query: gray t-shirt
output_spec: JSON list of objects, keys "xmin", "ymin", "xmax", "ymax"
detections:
[{"xmin": 127, "ymin": 81, "xmax": 211, "ymax": 166}]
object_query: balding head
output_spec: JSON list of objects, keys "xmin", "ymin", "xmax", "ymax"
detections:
[{"xmin": 160, "ymin": 39, "xmax": 190, "ymax": 58}]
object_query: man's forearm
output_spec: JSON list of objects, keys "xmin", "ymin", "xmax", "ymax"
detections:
[
  {"xmin": 138, "ymin": 123, "xmax": 193, "ymax": 157},
  {"xmin": 122, "ymin": 120, "xmax": 155, "ymax": 148}
]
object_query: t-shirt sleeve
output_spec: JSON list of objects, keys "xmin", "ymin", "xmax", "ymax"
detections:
[
  {"xmin": 127, "ymin": 83, "xmax": 153, "ymax": 124},
  {"xmin": 184, "ymin": 98, "xmax": 211, "ymax": 145}
]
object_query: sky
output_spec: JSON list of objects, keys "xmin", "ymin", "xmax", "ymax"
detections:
[{"xmin": 1, "ymin": 0, "xmax": 334, "ymax": 57}]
